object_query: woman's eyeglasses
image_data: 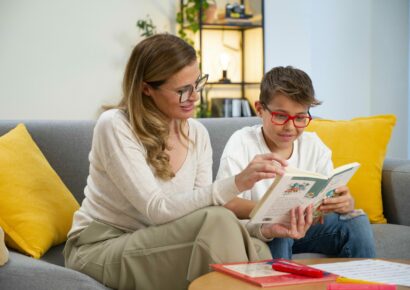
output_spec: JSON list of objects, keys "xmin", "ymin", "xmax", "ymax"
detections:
[
  {"xmin": 147, "ymin": 74, "xmax": 209, "ymax": 103},
  {"xmin": 261, "ymin": 103, "xmax": 312, "ymax": 128},
  {"xmin": 178, "ymin": 74, "xmax": 209, "ymax": 103}
]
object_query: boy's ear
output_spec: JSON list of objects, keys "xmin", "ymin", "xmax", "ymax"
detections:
[{"xmin": 254, "ymin": 101, "xmax": 264, "ymax": 117}]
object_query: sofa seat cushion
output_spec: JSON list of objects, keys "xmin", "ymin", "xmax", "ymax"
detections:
[
  {"xmin": 40, "ymin": 243, "xmax": 65, "ymax": 266},
  {"xmin": 372, "ymin": 224, "xmax": 410, "ymax": 259},
  {"xmin": 0, "ymin": 251, "xmax": 111, "ymax": 290}
]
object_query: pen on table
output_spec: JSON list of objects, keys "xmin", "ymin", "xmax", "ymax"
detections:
[{"xmin": 271, "ymin": 260, "xmax": 324, "ymax": 278}]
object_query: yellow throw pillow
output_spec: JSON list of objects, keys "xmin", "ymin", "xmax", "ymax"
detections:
[
  {"xmin": 0, "ymin": 124, "xmax": 80, "ymax": 258},
  {"xmin": 306, "ymin": 115, "xmax": 396, "ymax": 224}
]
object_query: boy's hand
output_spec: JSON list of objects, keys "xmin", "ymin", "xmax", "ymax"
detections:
[
  {"xmin": 313, "ymin": 215, "xmax": 325, "ymax": 225},
  {"xmin": 235, "ymin": 153, "xmax": 287, "ymax": 192},
  {"xmin": 319, "ymin": 185, "xmax": 354, "ymax": 214},
  {"xmin": 261, "ymin": 204, "xmax": 313, "ymax": 240}
]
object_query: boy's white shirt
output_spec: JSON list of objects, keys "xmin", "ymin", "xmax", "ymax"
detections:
[{"xmin": 216, "ymin": 125, "xmax": 334, "ymax": 241}]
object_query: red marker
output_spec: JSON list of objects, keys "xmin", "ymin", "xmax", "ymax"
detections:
[{"xmin": 271, "ymin": 259, "xmax": 324, "ymax": 278}]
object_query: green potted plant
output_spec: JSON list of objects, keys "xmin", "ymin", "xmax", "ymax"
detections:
[
  {"xmin": 176, "ymin": 0, "xmax": 216, "ymax": 47},
  {"xmin": 177, "ymin": 0, "xmax": 217, "ymax": 118},
  {"xmin": 136, "ymin": 15, "xmax": 157, "ymax": 38}
]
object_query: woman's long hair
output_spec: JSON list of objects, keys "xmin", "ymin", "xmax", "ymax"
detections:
[{"xmin": 111, "ymin": 33, "xmax": 196, "ymax": 180}]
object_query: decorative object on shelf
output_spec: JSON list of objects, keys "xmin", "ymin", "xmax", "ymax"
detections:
[
  {"xmin": 176, "ymin": 0, "xmax": 216, "ymax": 47},
  {"xmin": 225, "ymin": 2, "xmax": 252, "ymax": 19},
  {"xmin": 179, "ymin": 0, "xmax": 264, "ymax": 118},
  {"xmin": 204, "ymin": 2, "xmax": 217, "ymax": 23},
  {"xmin": 136, "ymin": 15, "xmax": 157, "ymax": 38},
  {"xmin": 218, "ymin": 52, "xmax": 231, "ymax": 83}
]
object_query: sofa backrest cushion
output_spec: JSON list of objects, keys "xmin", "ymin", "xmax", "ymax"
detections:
[
  {"xmin": 306, "ymin": 115, "xmax": 396, "ymax": 224},
  {"xmin": 0, "ymin": 118, "xmax": 262, "ymax": 204},
  {"xmin": 0, "ymin": 120, "xmax": 95, "ymax": 204},
  {"xmin": 0, "ymin": 118, "xmax": 262, "ymax": 202},
  {"xmin": 198, "ymin": 117, "xmax": 261, "ymax": 180},
  {"xmin": 0, "ymin": 124, "xmax": 81, "ymax": 258}
]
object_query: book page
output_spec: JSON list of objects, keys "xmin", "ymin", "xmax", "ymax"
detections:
[
  {"xmin": 319, "ymin": 164, "xmax": 360, "ymax": 199},
  {"xmin": 223, "ymin": 262, "xmax": 286, "ymax": 278},
  {"xmin": 312, "ymin": 259, "xmax": 410, "ymax": 286},
  {"xmin": 333, "ymin": 162, "xmax": 360, "ymax": 175},
  {"xmin": 285, "ymin": 166, "xmax": 326, "ymax": 178},
  {"xmin": 251, "ymin": 175, "xmax": 329, "ymax": 225},
  {"xmin": 250, "ymin": 163, "xmax": 360, "ymax": 225}
]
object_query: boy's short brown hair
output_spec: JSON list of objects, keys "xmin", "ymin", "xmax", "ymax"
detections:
[{"xmin": 260, "ymin": 66, "xmax": 321, "ymax": 107}]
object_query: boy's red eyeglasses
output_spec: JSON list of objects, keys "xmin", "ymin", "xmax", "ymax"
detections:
[{"xmin": 262, "ymin": 103, "xmax": 312, "ymax": 128}]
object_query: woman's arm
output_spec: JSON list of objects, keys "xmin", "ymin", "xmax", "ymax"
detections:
[
  {"xmin": 95, "ymin": 113, "xmax": 238, "ymax": 226},
  {"xmin": 224, "ymin": 197, "xmax": 257, "ymax": 219}
]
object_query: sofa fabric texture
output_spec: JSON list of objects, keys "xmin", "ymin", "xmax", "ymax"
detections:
[
  {"xmin": 0, "ymin": 124, "xmax": 80, "ymax": 258},
  {"xmin": 0, "ymin": 118, "xmax": 409, "ymax": 289},
  {"xmin": 305, "ymin": 115, "xmax": 396, "ymax": 224}
]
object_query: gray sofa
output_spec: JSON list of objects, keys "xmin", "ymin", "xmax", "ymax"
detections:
[{"xmin": 0, "ymin": 117, "xmax": 409, "ymax": 289}]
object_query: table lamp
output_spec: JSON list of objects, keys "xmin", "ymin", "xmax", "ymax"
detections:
[{"xmin": 219, "ymin": 52, "xmax": 231, "ymax": 83}]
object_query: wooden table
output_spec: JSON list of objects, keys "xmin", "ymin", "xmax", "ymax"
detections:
[{"xmin": 189, "ymin": 258, "xmax": 410, "ymax": 290}]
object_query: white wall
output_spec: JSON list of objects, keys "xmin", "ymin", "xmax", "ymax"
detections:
[
  {"xmin": 0, "ymin": 0, "xmax": 176, "ymax": 120},
  {"xmin": 265, "ymin": 0, "xmax": 409, "ymax": 159},
  {"xmin": 1, "ymin": 0, "xmax": 409, "ymax": 158},
  {"xmin": 370, "ymin": 0, "xmax": 409, "ymax": 159}
]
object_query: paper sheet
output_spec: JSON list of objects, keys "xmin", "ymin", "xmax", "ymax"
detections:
[
  {"xmin": 311, "ymin": 259, "xmax": 410, "ymax": 286},
  {"xmin": 223, "ymin": 263, "xmax": 285, "ymax": 278}
]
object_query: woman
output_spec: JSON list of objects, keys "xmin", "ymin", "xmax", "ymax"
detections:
[{"xmin": 64, "ymin": 33, "xmax": 286, "ymax": 290}]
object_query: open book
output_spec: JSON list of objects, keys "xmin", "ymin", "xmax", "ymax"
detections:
[{"xmin": 249, "ymin": 162, "xmax": 360, "ymax": 225}]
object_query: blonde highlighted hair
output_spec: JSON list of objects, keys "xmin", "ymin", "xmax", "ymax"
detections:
[{"xmin": 109, "ymin": 33, "xmax": 197, "ymax": 180}]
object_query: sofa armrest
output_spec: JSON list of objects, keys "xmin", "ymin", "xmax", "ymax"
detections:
[{"xmin": 382, "ymin": 158, "xmax": 410, "ymax": 226}]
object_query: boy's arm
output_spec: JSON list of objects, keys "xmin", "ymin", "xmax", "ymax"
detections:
[
  {"xmin": 217, "ymin": 154, "xmax": 252, "ymax": 199},
  {"xmin": 218, "ymin": 149, "xmax": 277, "ymax": 241},
  {"xmin": 218, "ymin": 155, "xmax": 262, "ymax": 218}
]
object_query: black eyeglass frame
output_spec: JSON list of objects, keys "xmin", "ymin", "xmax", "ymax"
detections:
[
  {"xmin": 146, "ymin": 74, "xmax": 209, "ymax": 104},
  {"xmin": 177, "ymin": 74, "xmax": 209, "ymax": 103}
]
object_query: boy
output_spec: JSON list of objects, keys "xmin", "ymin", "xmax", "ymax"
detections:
[{"xmin": 216, "ymin": 66, "xmax": 376, "ymax": 258}]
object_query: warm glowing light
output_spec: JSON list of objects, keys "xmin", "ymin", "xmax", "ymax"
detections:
[{"xmin": 219, "ymin": 53, "xmax": 231, "ymax": 70}]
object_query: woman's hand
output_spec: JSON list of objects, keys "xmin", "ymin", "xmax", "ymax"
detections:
[
  {"xmin": 260, "ymin": 204, "xmax": 313, "ymax": 240},
  {"xmin": 235, "ymin": 153, "xmax": 287, "ymax": 192},
  {"xmin": 319, "ymin": 185, "xmax": 354, "ymax": 214}
]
